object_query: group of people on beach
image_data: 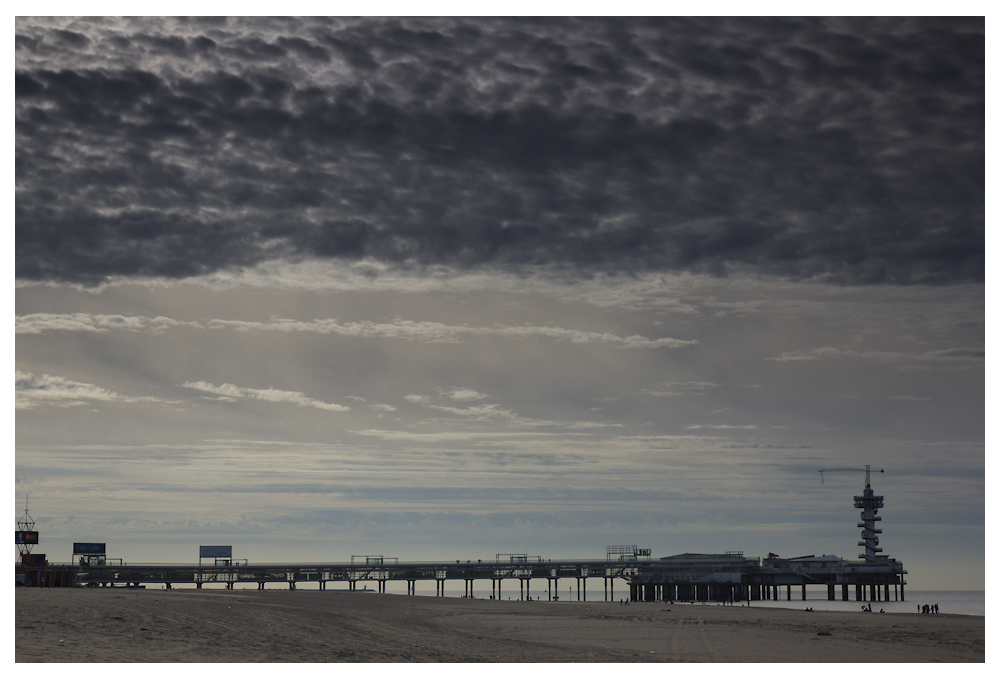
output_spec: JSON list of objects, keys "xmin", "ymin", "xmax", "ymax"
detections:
[{"xmin": 920, "ymin": 604, "xmax": 939, "ymax": 614}]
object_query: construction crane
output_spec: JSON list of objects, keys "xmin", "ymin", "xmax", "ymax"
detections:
[{"xmin": 819, "ymin": 465, "xmax": 882, "ymax": 487}]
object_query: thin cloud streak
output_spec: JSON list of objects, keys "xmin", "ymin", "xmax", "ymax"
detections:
[
  {"xmin": 16, "ymin": 312, "xmax": 199, "ymax": 334},
  {"xmin": 16, "ymin": 311, "xmax": 696, "ymax": 349},
  {"xmin": 767, "ymin": 346, "xmax": 984, "ymax": 363},
  {"xmin": 15, "ymin": 370, "xmax": 168, "ymax": 409},
  {"xmin": 641, "ymin": 381, "xmax": 721, "ymax": 397},
  {"xmin": 181, "ymin": 381, "xmax": 350, "ymax": 412},
  {"xmin": 208, "ymin": 317, "xmax": 698, "ymax": 349}
]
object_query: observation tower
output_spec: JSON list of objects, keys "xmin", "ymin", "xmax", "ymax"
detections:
[{"xmin": 854, "ymin": 466, "xmax": 885, "ymax": 562}]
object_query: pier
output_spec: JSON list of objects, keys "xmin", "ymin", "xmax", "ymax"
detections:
[
  {"xmin": 16, "ymin": 465, "xmax": 906, "ymax": 601},
  {"xmin": 60, "ymin": 549, "xmax": 905, "ymax": 603}
]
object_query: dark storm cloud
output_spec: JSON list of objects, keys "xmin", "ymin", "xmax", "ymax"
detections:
[{"xmin": 15, "ymin": 17, "xmax": 984, "ymax": 285}]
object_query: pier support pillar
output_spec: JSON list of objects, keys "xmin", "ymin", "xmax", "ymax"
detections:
[
  {"xmin": 289, "ymin": 581, "xmax": 295, "ymax": 590},
  {"xmin": 900, "ymin": 583, "xmax": 905, "ymax": 601},
  {"xmin": 582, "ymin": 577, "xmax": 586, "ymax": 601},
  {"xmin": 786, "ymin": 584, "xmax": 791, "ymax": 600},
  {"xmin": 605, "ymin": 578, "xmax": 608, "ymax": 601},
  {"xmin": 547, "ymin": 578, "xmax": 551, "ymax": 601},
  {"xmin": 526, "ymin": 578, "xmax": 530, "ymax": 600},
  {"xmin": 258, "ymin": 582, "xmax": 264, "ymax": 590},
  {"xmin": 884, "ymin": 584, "xmax": 890, "ymax": 601},
  {"xmin": 827, "ymin": 585, "xmax": 834, "ymax": 600},
  {"xmin": 226, "ymin": 582, "xmax": 234, "ymax": 590},
  {"xmin": 165, "ymin": 583, "xmax": 172, "ymax": 590},
  {"xmin": 842, "ymin": 584, "xmax": 848, "ymax": 601},
  {"xmin": 196, "ymin": 582, "xmax": 202, "ymax": 589},
  {"xmin": 520, "ymin": 578, "xmax": 524, "ymax": 601}
]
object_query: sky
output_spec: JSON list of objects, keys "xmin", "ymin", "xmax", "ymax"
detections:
[{"xmin": 13, "ymin": 15, "xmax": 984, "ymax": 590}]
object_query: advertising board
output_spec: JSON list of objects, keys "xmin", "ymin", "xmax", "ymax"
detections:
[
  {"xmin": 15, "ymin": 530, "xmax": 39, "ymax": 545},
  {"xmin": 73, "ymin": 542, "xmax": 106, "ymax": 555},
  {"xmin": 200, "ymin": 545, "xmax": 233, "ymax": 559}
]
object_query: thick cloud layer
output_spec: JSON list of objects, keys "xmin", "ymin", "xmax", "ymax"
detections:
[{"xmin": 16, "ymin": 17, "xmax": 983, "ymax": 285}]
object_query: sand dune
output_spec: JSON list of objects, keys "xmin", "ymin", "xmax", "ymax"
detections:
[{"xmin": 15, "ymin": 588, "xmax": 984, "ymax": 663}]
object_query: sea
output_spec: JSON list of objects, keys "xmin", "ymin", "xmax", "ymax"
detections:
[{"xmin": 711, "ymin": 590, "xmax": 984, "ymax": 617}]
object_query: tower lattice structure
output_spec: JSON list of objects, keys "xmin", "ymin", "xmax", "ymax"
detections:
[
  {"xmin": 16, "ymin": 499, "xmax": 36, "ymax": 556},
  {"xmin": 854, "ymin": 467, "xmax": 884, "ymax": 562}
]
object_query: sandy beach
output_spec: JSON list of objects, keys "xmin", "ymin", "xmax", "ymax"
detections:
[{"xmin": 15, "ymin": 587, "xmax": 984, "ymax": 662}]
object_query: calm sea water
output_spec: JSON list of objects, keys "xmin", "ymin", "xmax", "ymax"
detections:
[{"xmin": 722, "ymin": 590, "xmax": 984, "ymax": 617}]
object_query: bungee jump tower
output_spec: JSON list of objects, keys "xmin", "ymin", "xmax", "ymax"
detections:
[{"xmin": 855, "ymin": 467, "xmax": 884, "ymax": 562}]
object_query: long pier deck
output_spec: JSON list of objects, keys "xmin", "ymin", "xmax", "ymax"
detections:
[{"xmin": 57, "ymin": 552, "xmax": 906, "ymax": 603}]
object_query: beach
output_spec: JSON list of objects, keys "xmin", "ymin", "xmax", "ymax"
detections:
[{"xmin": 15, "ymin": 587, "xmax": 984, "ymax": 662}]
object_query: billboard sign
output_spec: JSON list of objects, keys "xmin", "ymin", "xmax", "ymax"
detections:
[
  {"xmin": 200, "ymin": 545, "xmax": 232, "ymax": 559},
  {"xmin": 73, "ymin": 542, "xmax": 106, "ymax": 555},
  {"xmin": 15, "ymin": 531, "xmax": 39, "ymax": 545}
]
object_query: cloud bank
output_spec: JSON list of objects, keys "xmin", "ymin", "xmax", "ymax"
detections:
[{"xmin": 16, "ymin": 17, "xmax": 983, "ymax": 286}]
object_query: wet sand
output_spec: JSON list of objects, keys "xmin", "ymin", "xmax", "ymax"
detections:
[{"xmin": 15, "ymin": 587, "xmax": 984, "ymax": 662}]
